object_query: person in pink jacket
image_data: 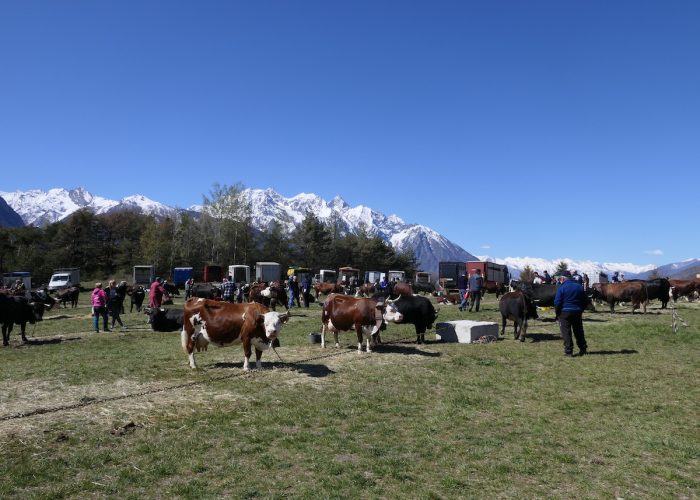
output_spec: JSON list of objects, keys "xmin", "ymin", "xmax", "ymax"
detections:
[{"xmin": 91, "ymin": 282, "xmax": 109, "ymax": 332}]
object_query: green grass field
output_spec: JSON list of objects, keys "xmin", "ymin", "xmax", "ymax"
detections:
[{"xmin": 1, "ymin": 291, "xmax": 698, "ymax": 498}]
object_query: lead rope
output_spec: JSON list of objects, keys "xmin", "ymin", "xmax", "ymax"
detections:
[{"xmin": 671, "ymin": 305, "xmax": 688, "ymax": 334}]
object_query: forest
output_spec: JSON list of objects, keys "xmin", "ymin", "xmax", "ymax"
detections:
[{"xmin": 0, "ymin": 184, "xmax": 417, "ymax": 284}]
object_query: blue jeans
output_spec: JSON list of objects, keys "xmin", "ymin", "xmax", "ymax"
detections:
[{"xmin": 459, "ymin": 289, "xmax": 467, "ymax": 310}]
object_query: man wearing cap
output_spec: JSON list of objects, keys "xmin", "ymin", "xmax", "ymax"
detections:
[
  {"xmin": 554, "ymin": 270, "xmax": 588, "ymax": 357},
  {"xmin": 467, "ymin": 269, "xmax": 483, "ymax": 312}
]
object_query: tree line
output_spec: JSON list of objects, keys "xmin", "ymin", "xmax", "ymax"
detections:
[{"xmin": 0, "ymin": 183, "xmax": 417, "ymax": 285}]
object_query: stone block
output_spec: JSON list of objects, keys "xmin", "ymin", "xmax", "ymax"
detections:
[{"xmin": 436, "ymin": 320, "xmax": 499, "ymax": 343}]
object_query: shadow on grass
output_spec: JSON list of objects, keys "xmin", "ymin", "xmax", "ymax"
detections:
[
  {"xmin": 20, "ymin": 336, "xmax": 83, "ymax": 346},
  {"xmin": 527, "ymin": 333, "xmax": 561, "ymax": 342},
  {"xmin": 376, "ymin": 343, "xmax": 442, "ymax": 357},
  {"xmin": 212, "ymin": 361, "xmax": 335, "ymax": 378},
  {"xmin": 586, "ymin": 349, "xmax": 638, "ymax": 356}
]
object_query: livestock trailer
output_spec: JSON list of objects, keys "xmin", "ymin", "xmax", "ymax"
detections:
[
  {"xmin": 287, "ymin": 267, "xmax": 313, "ymax": 284},
  {"xmin": 388, "ymin": 270, "xmax": 406, "ymax": 283},
  {"xmin": 2, "ymin": 271, "xmax": 32, "ymax": 289},
  {"xmin": 415, "ymin": 271, "xmax": 431, "ymax": 284},
  {"xmin": 318, "ymin": 269, "xmax": 337, "ymax": 283},
  {"xmin": 364, "ymin": 270, "xmax": 385, "ymax": 284},
  {"xmin": 338, "ymin": 267, "xmax": 360, "ymax": 284},
  {"xmin": 172, "ymin": 267, "xmax": 193, "ymax": 286},
  {"xmin": 203, "ymin": 265, "xmax": 223, "ymax": 283},
  {"xmin": 466, "ymin": 261, "xmax": 510, "ymax": 287},
  {"xmin": 255, "ymin": 262, "xmax": 281, "ymax": 283},
  {"xmin": 228, "ymin": 265, "xmax": 251, "ymax": 284},
  {"xmin": 133, "ymin": 265, "xmax": 155, "ymax": 286},
  {"xmin": 438, "ymin": 261, "xmax": 466, "ymax": 290}
]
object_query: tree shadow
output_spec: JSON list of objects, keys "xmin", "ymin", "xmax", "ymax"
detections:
[
  {"xmin": 375, "ymin": 343, "xmax": 442, "ymax": 357},
  {"xmin": 582, "ymin": 317, "xmax": 609, "ymax": 322}
]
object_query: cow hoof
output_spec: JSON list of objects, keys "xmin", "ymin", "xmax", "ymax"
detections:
[{"xmin": 520, "ymin": 337, "xmax": 526, "ymax": 342}]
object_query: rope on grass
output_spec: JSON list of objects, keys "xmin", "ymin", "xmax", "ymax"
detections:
[{"xmin": 671, "ymin": 305, "xmax": 688, "ymax": 334}]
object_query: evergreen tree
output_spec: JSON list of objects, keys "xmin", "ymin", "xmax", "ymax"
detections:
[
  {"xmin": 293, "ymin": 211, "xmax": 332, "ymax": 270},
  {"xmin": 554, "ymin": 261, "xmax": 569, "ymax": 276},
  {"xmin": 520, "ymin": 265, "xmax": 535, "ymax": 283}
]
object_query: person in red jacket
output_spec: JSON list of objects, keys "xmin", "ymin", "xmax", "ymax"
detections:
[{"xmin": 149, "ymin": 277, "xmax": 167, "ymax": 308}]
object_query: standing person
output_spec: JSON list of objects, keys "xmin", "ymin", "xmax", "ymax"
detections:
[
  {"xmin": 611, "ymin": 271, "xmax": 620, "ymax": 283},
  {"xmin": 582, "ymin": 273, "xmax": 590, "ymax": 292},
  {"xmin": 301, "ymin": 275, "xmax": 312, "ymax": 308},
  {"xmin": 542, "ymin": 271, "xmax": 552, "ymax": 284},
  {"xmin": 107, "ymin": 280, "xmax": 126, "ymax": 331},
  {"xmin": 184, "ymin": 277, "xmax": 194, "ymax": 300},
  {"xmin": 457, "ymin": 272, "xmax": 469, "ymax": 312},
  {"xmin": 222, "ymin": 276, "xmax": 235, "ymax": 302},
  {"xmin": 532, "ymin": 272, "xmax": 543, "ymax": 285},
  {"xmin": 554, "ymin": 271, "xmax": 588, "ymax": 358},
  {"xmin": 571, "ymin": 270, "xmax": 583, "ymax": 286},
  {"xmin": 291, "ymin": 275, "xmax": 301, "ymax": 307},
  {"xmin": 468, "ymin": 269, "xmax": 484, "ymax": 312},
  {"xmin": 91, "ymin": 282, "xmax": 109, "ymax": 333},
  {"xmin": 149, "ymin": 277, "xmax": 166, "ymax": 309}
]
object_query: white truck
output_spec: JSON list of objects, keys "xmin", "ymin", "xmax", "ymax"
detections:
[
  {"xmin": 228, "ymin": 265, "xmax": 251, "ymax": 284},
  {"xmin": 254, "ymin": 262, "xmax": 280, "ymax": 283},
  {"xmin": 48, "ymin": 268, "xmax": 80, "ymax": 291}
]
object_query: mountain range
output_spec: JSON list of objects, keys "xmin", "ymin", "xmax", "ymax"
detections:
[{"xmin": 0, "ymin": 187, "xmax": 696, "ymax": 280}]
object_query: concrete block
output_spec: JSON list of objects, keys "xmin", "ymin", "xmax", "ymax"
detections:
[{"xmin": 436, "ymin": 320, "xmax": 499, "ymax": 343}]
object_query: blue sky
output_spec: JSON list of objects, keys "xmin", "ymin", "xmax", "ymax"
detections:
[{"xmin": 1, "ymin": 1, "xmax": 698, "ymax": 266}]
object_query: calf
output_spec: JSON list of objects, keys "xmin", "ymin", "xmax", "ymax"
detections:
[
  {"xmin": 248, "ymin": 283, "xmax": 288, "ymax": 311},
  {"xmin": 145, "ymin": 307, "xmax": 184, "ymax": 332},
  {"xmin": 499, "ymin": 291, "xmax": 538, "ymax": 342},
  {"xmin": 129, "ymin": 285, "xmax": 146, "ymax": 312}
]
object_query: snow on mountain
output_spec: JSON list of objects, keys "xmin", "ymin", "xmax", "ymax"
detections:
[{"xmin": 476, "ymin": 255, "xmax": 657, "ymax": 282}]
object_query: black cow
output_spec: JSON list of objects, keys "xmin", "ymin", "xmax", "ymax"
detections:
[
  {"xmin": 163, "ymin": 282, "xmax": 180, "ymax": 296},
  {"xmin": 499, "ymin": 291, "xmax": 538, "ymax": 342},
  {"xmin": 384, "ymin": 294, "xmax": 438, "ymax": 344},
  {"xmin": 129, "ymin": 285, "xmax": 146, "ymax": 313},
  {"xmin": 511, "ymin": 282, "xmax": 595, "ymax": 312},
  {"xmin": 144, "ymin": 307, "xmax": 184, "ymax": 332},
  {"xmin": 191, "ymin": 283, "xmax": 222, "ymax": 300},
  {"xmin": 412, "ymin": 282, "xmax": 436, "ymax": 294},
  {"xmin": 56, "ymin": 286, "xmax": 80, "ymax": 308},
  {"xmin": 627, "ymin": 278, "xmax": 671, "ymax": 309},
  {"xmin": 1, "ymin": 295, "xmax": 47, "ymax": 345}
]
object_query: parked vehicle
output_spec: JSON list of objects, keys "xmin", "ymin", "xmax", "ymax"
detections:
[
  {"xmin": 48, "ymin": 268, "xmax": 80, "ymax": 291},
  {"xmin": 172, "ymin": 267, "xmax": 193, "ymax": 286},
  {"xmin": 255, "ymin": 262, "xmax": 281, "ymax": 282},
  {"xmin": 203, "ymin": 265, "xmax": 223, "ymax": 283},
  {"xmin": 133, "ymin": 265, "xmax": 155, "ymax": 286},
  {"xmin": 2, "ymin": 271, "xmax": 32, "ymax": 290},
  {"xmin": 228, "ymin": 265, "xmax": 251, "ymax": 284}
]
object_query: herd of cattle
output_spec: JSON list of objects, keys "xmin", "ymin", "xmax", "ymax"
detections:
[{"xmin": 1, "ymin": 276, "xmax": 698, "ymax": 370}]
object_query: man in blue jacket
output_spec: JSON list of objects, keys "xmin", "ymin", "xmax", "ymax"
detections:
[{"xmin": 554, "ymin": 270, "xmax": 588, "ymax": 357}]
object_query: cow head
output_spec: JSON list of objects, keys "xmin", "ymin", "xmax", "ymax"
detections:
[
  {"xmin": 29, "ymin": 302, "xmax": 46, "ymax": 323},
  {"xmin": 381, "ymin": 299, "xmax": 404, "ymax": 324},
  {"xmin": 258, "ymin": 311, "xmax": 290, "ymax": 340},
  {"xmin": 524, "ymin": 295, "xmax": 539, "ymax": 319}
]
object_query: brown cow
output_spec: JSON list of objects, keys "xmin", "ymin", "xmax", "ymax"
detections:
[
  {"xmin": 435, "ymin": 293, "xmax": 461, "ymax": 305},
  {"xmin": 182, "ymin": 299, "xmax": 289, "ymax": 369},
  {"xmin": 314, "ymin": 282, "xmax": 345, "ymax": 298},
  {"xmin": 356, "ymin": 283, "xmax": 376, "ymax": 297},
  {"xmin": 591, "ymin": 281, "xmax": 648, "ymax": 313},
  {"xmin": 392, "ymin": 282, "xmax": 413, "ymax": 296},
  {"xmin": 55, "ymin": 286, "xmax": 80, "ymax": 308},
  {"xmin": 669, "ymin": 279, "xmax": 700, "ymax": 302},
  {"xmin": 248, "ymin": 282, "xmax": 288, "ymax": 311},
  {"xmin": 482, "ymin": 281, "xmax": 508, "ymax": 298},
  {"xmin": 321, "ymin": 293, "xmax": 403, "ymax": 353}
]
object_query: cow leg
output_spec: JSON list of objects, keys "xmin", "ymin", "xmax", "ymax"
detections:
[
  {"xmin": 242, "ymin": 338, "xmax": 252, "ymax": 370},
  {"xmin": 321, "ymin": 323, "xmax": 326, "ymax": 348},
  {"xmin": 519, "ymin": 319, "xmax": 527, "ymax": 342},
  {"xmin": 357, "ymin": 327, "xmax": 364, "ymax": 353},
  {"xmin": 20, "ymin": 322, "xmax": 28, "ymax": 343},
  {"xmin": 2, "ymin": 324, "xmax": 9, "ymax": 346},
  {"xmin": 334, "ymin": 331, "xmax": 340, "ymax": 348},
  {"xmin": 501, "ymin": 315, "xmax": 506, "ymax": 337},
  {"xmin": 182, "ymin": 328, "xmax": 198, "ymax": 369},
  {"xmin": 255, "ymin": 348, "xmax": 263, "ymax": 369},
  {"xmin": 513, "ymin": 321, "xmax": 519, "ymax": 340}
]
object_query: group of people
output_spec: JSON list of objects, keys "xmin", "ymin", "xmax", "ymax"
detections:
[
  {"xmin": 287, "ymin": 274, "xmax": 312, "ymax": 308},
  {"xmin": 457, "ymin": 268, "xmax": 484, "ymax": 313},
  {"xmin": 533, "ymin": 270, "xmax": 590, "ymax": 290},
  {"xmin": 90, "ymin": 280, "xmax": 128, "ymax": 333}
]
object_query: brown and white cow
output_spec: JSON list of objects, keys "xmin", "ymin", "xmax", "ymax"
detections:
[
  {"xmin": 590, "ymin": 281, "xmax": 648, "ymax": 313},
  {"xmin": 321, "ymin": 293, "xmax": 403, "ymax": 353},
  {"xmin": 182, "ymin": 298, "xmax": 289, "ymax": 369},
  {"xmin": 669, "ymin": 279, "xmax": 700, "ymax": 302},
  {"xmin": 314, "ymin": 282, "xmax": 345, "ymax": 298}
]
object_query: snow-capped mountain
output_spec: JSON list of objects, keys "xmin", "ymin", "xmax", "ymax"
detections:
[
  {"xmin": 631, "ymin": 258, "xmax": 700, "ymax": 280},
  {"xmin": 477, "ymin": 255, "xmax": 657, "ymax": 283},
  {"xmin": 0, "ymin": 196, "xmax": 24, "ymax": 228},
  {"xmin": 0, "ymin": 187, "xmax": 476, "ymax": 274}
]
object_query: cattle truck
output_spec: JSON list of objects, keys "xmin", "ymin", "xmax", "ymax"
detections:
[
  {"xmin": 438, "ymin": 261, "xmax": 466, "ymax": 292},
  {"xmin": 255, "ymin": 262, "xmax": 281, "ymax": 283},
  {"xmin": 172, "ymin": 267, "xmax": 193, "ymax": 286},
  {"xmin": 48, "ymin": 268, "xmax": 80, "ymax": 291},
  {"xmin": 338, "ymin": 266, "xmax": 360, "ymax": 285},
  {"xmin": 415, "ymin": 271, "xmax": 431, "ymax": 284},
  {"xmin": 228, "ymin": 265, "xmax": 250, "ymax": 284},
  {"xmin": 133, "ymin": 265, "xmax": 155, "ymax": 286},
  {"xmin": 364, "ymin": 270, "xmax": 385, "ymax": 284},
  {"xmin": 466, "ymin": 261, "xmax": 510, "ymax": 288}
]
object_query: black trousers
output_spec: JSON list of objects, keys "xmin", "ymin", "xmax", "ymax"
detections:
[
  {"xmin": 558, "ymin": 311, "xmax": 587, "ymax": 355},
  {"xmin": 469, "ymin": 291, "xmax": 481, "ymax": 311}
]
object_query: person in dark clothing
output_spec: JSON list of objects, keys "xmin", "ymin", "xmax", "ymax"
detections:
[
  {"xmin": 542, "ymin": 270, "xmax": 553, "ymax": 284},
  {"xmin": 457, "ymin": 273, "xmax": 469, "ymax": 312},
  {"xmin": 288, "ymin": 275, "xmax": 301, "ymax": 308},
  {"xmin": 301, "ymin": 276, "xmax": 312, "ymax": 308},
  {"xmin": 554, "ymin": 270, "xmax": 588, "ymax": 357},
  {"xmin": 107, "ymin": 280, "xmax": 126, "ymax": 331},
  {"xmin": 222, "ymin": 277, "xmax": 235, "ymax": 302},
  {"xmin": 468, "ymin": 269, "xmax": 483, "ymax": 312}
]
